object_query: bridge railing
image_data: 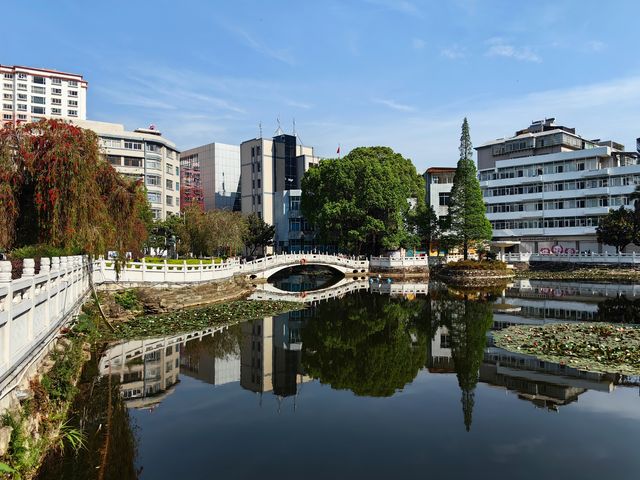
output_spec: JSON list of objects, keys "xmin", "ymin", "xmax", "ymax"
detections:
[
  {"xmin": 0, "ymin": 255, "xmax": 89, "ymax": 388},
  {"xmin": 369, "ymin": 256, "xmax": 430, "ymax": 268},
  {"xmin": 501, "ymin": 252, "xmax": 640, "ymax": 264}
]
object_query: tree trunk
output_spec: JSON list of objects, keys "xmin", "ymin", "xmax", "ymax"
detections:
[
  {"xmin": 427, "ymin": 239, "xmax": 431, "ymax": 257},
  {"xmin": 463, "ymin": 238, "xmax": 468, "ymax": 260}
]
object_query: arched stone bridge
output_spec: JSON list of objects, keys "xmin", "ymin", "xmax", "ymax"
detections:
[{"xmin": 240, "ymin": 253, "xmax": 369, "ymax": 280}]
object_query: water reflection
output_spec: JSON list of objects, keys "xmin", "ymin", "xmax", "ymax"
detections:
[{"xmin": 269, "ymin": 265, "xmax": 343, "ymax": 292}]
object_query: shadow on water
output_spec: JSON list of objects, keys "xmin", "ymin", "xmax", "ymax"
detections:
[{"xmin": 268, "ymin": 264, "xmax": 343, "ymax": 292}]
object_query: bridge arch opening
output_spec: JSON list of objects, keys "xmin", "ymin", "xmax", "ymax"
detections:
[{"xmin": 267, "ymin": 264, "xmax": 344, "ymax": 292}]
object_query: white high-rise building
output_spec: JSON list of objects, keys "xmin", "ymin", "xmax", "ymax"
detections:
[
  {"xmin": 73, "ymin": 120, "xmax": 181, "ymax": 220},
  {"xmin": 0, "ymin": 65, "xmax": 87, "ymax": 124},
  {"xmin": 477, "ymin": 118, "xmax": 640, "ymax": 254}
]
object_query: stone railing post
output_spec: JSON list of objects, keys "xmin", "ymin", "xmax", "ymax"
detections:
[
  {"xmin": 22, "ymin": 258, "xmax": 35, "ymax": 344},
  {"xmin": 0, "ymin": 260, "xmax": 12, "ymax": 373},
  {"xmin": 200, "ymin": 260, "xmax": 203, "ymax": 281},
  {"xmin": 164, "ymin": 259, "xmax": 168, "ymax": 283},
  {"xmin": 183, "ymin": 260, "xmax": 188, "ymax": 282},
  {"xmin": 51, "ymin": 257, "xmax": 60, "ymax": 321},
  {"xmin": 141, "ymin": 257, "xmax": 146, "ymax": 283},
  {"xmin": 59, "ymin": 257, "xmax": 69, "ymax": 313},
  {"xmin": 40, "ymin": 257, "xmax": 51, "ymax": 330}
]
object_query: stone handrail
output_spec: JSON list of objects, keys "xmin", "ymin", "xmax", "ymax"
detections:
[
  {"xmin": 0, "ymin": 255, "xmax": 89, "ymax": 390},
  {"xmin": 501, "ymin": 252, "xmax": 640, "ymax": 264}
]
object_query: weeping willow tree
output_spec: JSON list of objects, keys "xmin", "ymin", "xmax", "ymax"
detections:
[{"xmin": 0, "ymin": 119, "xmax": 149, "ymax": 259}]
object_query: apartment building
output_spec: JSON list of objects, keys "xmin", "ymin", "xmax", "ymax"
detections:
[
  {"xmin": 241, "ymin": 132, "xmax": 319, "ymax": 253},
  {"xmin": 74, "ymin": 120, "xmax": 181, "ymax": 220},
  {"xmin": 424, "ymin": 167, "xmax": 456, "ymax": 220},
  {"xmin": 477, "ymin": 118, "xmax": 640, "ymax": 254},
  {"xmin": 179, "ymin": 142, "xmax": 241, "ymax": 211},
  {"xmin": 1, "ymin": 65, "xmax": 87, "ymax": 124}
]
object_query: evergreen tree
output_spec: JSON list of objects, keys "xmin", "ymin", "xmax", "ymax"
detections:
[
  {"xmin": 446, "ymin": 118, "xmax": 492, "ymax": 259},
  {"xmin": 243, "ymin": 212, "xmax": 275, "ymax": 256},
  {"xmin": 596, "ymin": 205, "xmax": 634, "ymax": 253}
]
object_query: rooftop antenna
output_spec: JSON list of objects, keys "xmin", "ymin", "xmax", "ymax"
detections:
[
  {"xmin": 258, "ymin": 121, "xmax": 263, "ymax": 138},
  {"xmin": 293, "ymin": 118, "xmax": 304, "ymax": 146},
  {"xmin": 274, "ymin": 116, "xmax": 284, "ymax": 136}
]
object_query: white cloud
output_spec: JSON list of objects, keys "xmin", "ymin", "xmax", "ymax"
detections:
[
  {"xmin": 226, "ymin": 26, "xmax": 295, "ymax": 65},
  {"xmin": 286, "ymin": 99, "xmax": 313, "ymax": 109},
  {"xmin": 586, "ymin": 40, "xmax": 606, "ymax": 53},
  {"xmin": 485, "ymin": 38, "xmax": 541, "ymax": 62},
  {"xmin": 440, "ymin": 45, "xmax": 466, "ymax": 59},
  {"xmin": 412, "ymin": 38, "xmax": 426, "ymax": 50},
  {"xmin": 372, "ymin": 98, "xmax": 416, "ymax": 112}
]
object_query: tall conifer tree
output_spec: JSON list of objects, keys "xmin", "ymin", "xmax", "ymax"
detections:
[{"xmin": 446, "ymin": 118, "xmax": 492, "ymax": 259}]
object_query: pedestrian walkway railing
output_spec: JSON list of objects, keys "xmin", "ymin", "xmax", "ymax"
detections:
[{"xmin": 500, "ymin": 252, "xmax": 640, "ymax": 264}]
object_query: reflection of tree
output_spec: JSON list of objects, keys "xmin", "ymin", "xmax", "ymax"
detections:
[
  {"xmin": 302, "ymin": 293, "xmax": 428, "ymax": 397},
  {"xmin": 37, "ymin": 349, "xmax": 139, "ymax": 479},
  {"xmin": 182, "ymin": 323, "xmax": 243, "ymax": 359},
  {"xmin": 436, "ymin": 292, "xmax": 493, "ymax": 432},
  {"xmin": 595, "ymin": 295, "xmax": 640, "ymax": 324}
]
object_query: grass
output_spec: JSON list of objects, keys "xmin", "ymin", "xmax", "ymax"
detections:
[
  {"xmin": 445, "ymin": 259, "xmax": 509, "ymax": 271},
  {"xmin": 493, "ymin": 322, "xmax": 640, "ymax": 375}
]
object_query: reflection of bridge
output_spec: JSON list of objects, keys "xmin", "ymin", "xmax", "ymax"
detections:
[{"xmin": 249, "ymin": 279, "xmax": 430, "ymax": 303}]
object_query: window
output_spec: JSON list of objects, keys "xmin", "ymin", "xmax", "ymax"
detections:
[
  {"xmin": 16, "ymin": 104, "xmax": 27, "ymax": 111},
  {"xmin": 289, "ymin": 196, "xmax": 301, "ymax": 211},
  {"xmin": 3, "ymin": 83, "xmax": 12, "ymax": 89},
  {"xmin": 51, "ymin": 98, "xmax": 61, "ymax": 105},
  {"xmin": 147, "ymin": 143, "xmax": 161, "ymax": 152},
  {"xmin": 146, "ymin": 159, "xmax": 161, "ymax": 170},
  {"xmin": 32, "ymin": 76, "xmax": 45, "ymax": 84},
  {"xmin": 146, "ymin": 175, "xmax": 161, "ymax": 186},
  {"xmin": 17, "ymin": 114, "xmax": 27, "ymax": 120},
  {"xmin": 257, "ymin": 179, "xmax": 261, "ymax": 188},
  {"xmin": 17, "ymin": 73, "xmax": 27, "ymax": 80},
  {"xmin": 166, "ymin": 150, "xmax": 175, "ymax": 159},
  {"xmin": 68, "ymin": 80, "xmax": 78, "ymax": 87},
  {"xmin": 257, "ymin": 146, "xmax": 261, "ymax": 155},
  {"xmin": 3, "ymin": 73, "xmax": 13, "ymax": 79},
  {"xmin": 439, "ymin": 192, "xmax": 451, "ymax": 206},
  {"xmin": 175, "ymin": 166, "xmax": 179, "ymax": 176},
  {"xmin": 175, "ymin": 182, "xmax": 179, "ymax": 191},
  {"xmin": 31, "ymin": 106, "xmax": 45, "ymax": 114},
  {"xmin": 51, "ymin": 88, "xmax": 62, "ymax": 95},
  {"xmin": 17, "ymin": 94, "xmax": 26, "ymax": 101},
  {"xmin": 51, "ymin": 77, "xmax": 61, "ymax": 85},
  {"xmin": 166, "ymin": 179, "xmax": 173, "ymax": 190},
  {"xmin": 51, "ymin": 108, "xmax": 61, "ymax": 115},
  {"xmin": 68, "ymin": 109, "xmax": 77, "ymax": 117},
  {"xmin": 2, "ymin": 113, "xmax": 12, "ymax": 120},
  {"xmin": 166, "ymin": 163, "xmax": 173, "ymax": 174},
  {"xmin": 124, "ymin": 141, "xmax": 142, "ymax": 150},
  {"xmin": 166, "ymin": 195, "xmax": 173, "ymax": 206},
  {"xmin": 31, "ymin": 96, "xmax": 45, "ymax": 104},
  {"xmin": 2, "ymin": 93, "xmax": 12, "ymax": 100},
  {"xmin": 107, "ymin": 155, "xmax": 121, "ymax": 165},
  {"xmin": 123, "ymin": 157, "xmax": 142, "ymax": 167},
  {"xmin": 17, "ymin": 83, "xmax": 26, "ymax": 91},
  {"xmin": 289, "ymin": 218, "xmax": 301, "ymax": 232},
  {"xmin": 102, "ymin": 138, "xmax": 121, "ymax": 148},
  {"xmin": 147, "ymin": 191, "xmax": 161, "ymax": 203},
  {"xmin": 151, "ymin": 208, "xmax": 161, "ymax": 220},
  {"xmin": 251, "ymin": 146, "xmax": 255, "ymax": 157},
  {"xmin": 68, "ymin": 99, "xmax": 78, "ymax": 107},
  {"xmin": 31, "ymin": 86, "xmax": 45, "ymax": 94}
]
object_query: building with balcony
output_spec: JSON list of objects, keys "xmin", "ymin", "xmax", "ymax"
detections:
[
  {"xmin": 476, "ymin": 118, "xmax": 640, "ymax": 254},
  {"xmin": 424, "ymin": 167, "xmax": 456, "ymax": 220},
  {"xmin": 241, "ymin": 131, "xmax": 319, "ymax": 253},
  {"xmin": 1, "ymin": 64, "xmax": 87, "ymax": 124},
  {"xmin": 179, "ymin": 142, "xmax": 240, "ymax": 211},
  {"xmin": 74, "ymin": 119, "xmax": 181, "ymax": 220}
]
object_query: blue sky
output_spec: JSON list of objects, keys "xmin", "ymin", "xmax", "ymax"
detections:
[{"xmin": 3, "ymin": 0, "xmax": 640, "ymax": 170}]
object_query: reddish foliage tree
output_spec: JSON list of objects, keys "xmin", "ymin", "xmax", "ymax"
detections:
[{"xmin": 0, "ymin": 119, "xmax": 149, "ymax": 258}]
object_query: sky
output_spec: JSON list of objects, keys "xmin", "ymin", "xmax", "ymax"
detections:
[{"xmin": 3, "ymin": 0, "xmax": 640, "ymax": 170}]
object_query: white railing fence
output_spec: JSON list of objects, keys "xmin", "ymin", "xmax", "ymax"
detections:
[
  {"xmin": 501, "ymin": 252, "xmax": 640, "ymax": 264},
  {"xmin": 0, "ymin": 255, "xmax": 89, "ymax": 387},
  {"xmin": 369, "ymin": 256, "xmax": 430, "ymax": 268}
]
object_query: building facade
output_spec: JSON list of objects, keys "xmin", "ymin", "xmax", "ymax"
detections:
[
  {"xmin": 179, "ymin": 142, "xmax": 241, "ymax": 211},
  {"xmin": 74, "ymin": 120, "xmax": 181, "ymax": 220},
  {"xmin": 477, "ymin": 118, "xmax": 640, "ymax": 254},
  {"xmin": 1, "ymin": 65, "xmax": 87, "ymax": 124},
  {"xmin": 241, "ymin": 133, "xmax": 319, "ymax": 253},
  {"xmin": 424, "ymin": 167, "xmax": 456, "ymax": 220}
]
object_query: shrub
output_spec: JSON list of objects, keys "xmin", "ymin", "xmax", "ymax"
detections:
[
  {"xmin": 113, "ymin": 290, "xmax": 140, "ymax": 310},
  {"xmin": 9, "ymin": 244, "xmax": 80, "ymax": 259},
  {"xmin": 446, "ymin": 259, "xmax": 508, "ymax": 271}
]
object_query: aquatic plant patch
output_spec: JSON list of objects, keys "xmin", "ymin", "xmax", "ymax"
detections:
[
  {"xmin": 101, "ymin": 300, "xmax": 304, "ymax": 340},
  {"xmin": 493, "ymin": 323, "xmax": 640, "ymax": 375}
]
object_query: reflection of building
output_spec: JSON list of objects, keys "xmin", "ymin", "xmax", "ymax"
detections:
[
  {"xmin": 241, "ymin": 131, "xmax": 320, "ymax": 253},
  {"xmin": 477, "ymin": 118, "xmax": 640, "ymax": 254},
  {"xmin": 100, "ymin": 341, "xmax": 181, "ymax": 409},
  {"xmin": 73, "ymin": 119, "xmax": 181, "ymax": 220},
  {"xmin": 240, "ymin": 311, "xmax": 311, "ymax": 397},
  {"xmin": 427, "ymin": 325, "xmax": 455, "ymax": 373},
  {"xmin": 179, "ymin": 142, "xmax": 241, "ymax": 211},
  {"xmin": 180, "ymin": 335, "xmax": 241, "ymax": 386},
  {"xmin": 1, "ymin": 64, "xmax": 87, "ymax": 124}
]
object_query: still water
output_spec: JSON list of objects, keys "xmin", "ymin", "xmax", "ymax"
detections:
[{"xmin": 39, "ymin": 277, "xmax": 640, "ymax": 480}]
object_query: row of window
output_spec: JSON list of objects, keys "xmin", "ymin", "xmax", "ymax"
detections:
[
  {"xmin": 490, "ymin": 133, "xmax": 589, "ymax": 157},
  {"xmin": 479, "ymin": 158, "xmax": 601, "ymax": 181},
  {"xmin": 3, "ymin": 95, "xmax": 78, "ymax": 106},
  {"xmin": 145, "ymin": 175, "xmax": 179, "ymax": 191},
  {"xmin": 3, "ymin": 72, "xmax": 79, "ymax": 87},
  {"xmin": 250, "ymin": 145, "xmax": 262, "ymax": 157},
  {"xmin": 487, "ymin": 196, "xmax": 629, "ymax": 214},
  {"xmin": 2, "ymin": 105, "xmax": 77, "ymax": 116},
  {"xmin": 106, "ymin": 155, "xmax": 180, "ymax": 176},
  {"xmin": 491, "ymin": 216, "xmax": 601, "ymax": 230},
  {"xmin": 484, "ymin": 174, "xmax": 640, "ymax": 197},
  {"xmin": 147, "ymin": 191, "xmax": 179, "ymax": 207},
  {"xmin": 3, "ymin": 82, "xmax": 78, "ymax": 96}
]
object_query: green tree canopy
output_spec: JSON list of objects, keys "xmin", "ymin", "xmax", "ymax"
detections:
[
  {"xmin": 177, "ymin": 205, "xmax": 247, "ymax": 257},
  {"xmin": 301, "ymin": 146, "xmax": 425, "ymax": 255},
  {"xmin": 445, "ymin": 119, "xmax": 492, "ymax": 259},
  {"xmin": 301, "ymin": 293, "xmax": 428, "ymax": 397},
  {"xmin": 596, "ymin": 205, "xmax": 634, "ymax": 253},
  {"xmin": 243, "ymin": 212, "xmax": 275, "ymax": 256},
  {"xmin": 410, "ymin": 204, "xmax": 440, "ymax": 255}
]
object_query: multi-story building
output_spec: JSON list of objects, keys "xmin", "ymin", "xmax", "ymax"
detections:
[
  {"xmin": 179, "ymin": 142, "xmax": 241, "ymax": 211},
  {"xmin": 1, "ymin": 65, "xmax": 87, "ymax": 124},
  {"xmin": 74, "ymin": 119, "xmax": 181, "ymax": 220},
  {"xmin": 477, "ymin": 118, "xmax": 640, "ymax": 254},
  {"xmin": 241, "ymin": 132, "xmax": 319, "ymax": 253},
  {"xmin": 424, "ymin": 167, "xmax": 456, "ymax": 220}
]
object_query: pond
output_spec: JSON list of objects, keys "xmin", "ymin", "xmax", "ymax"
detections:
[{"xmin": 38, "ymin": 279, "xmax": 640, "ymax": 480}]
